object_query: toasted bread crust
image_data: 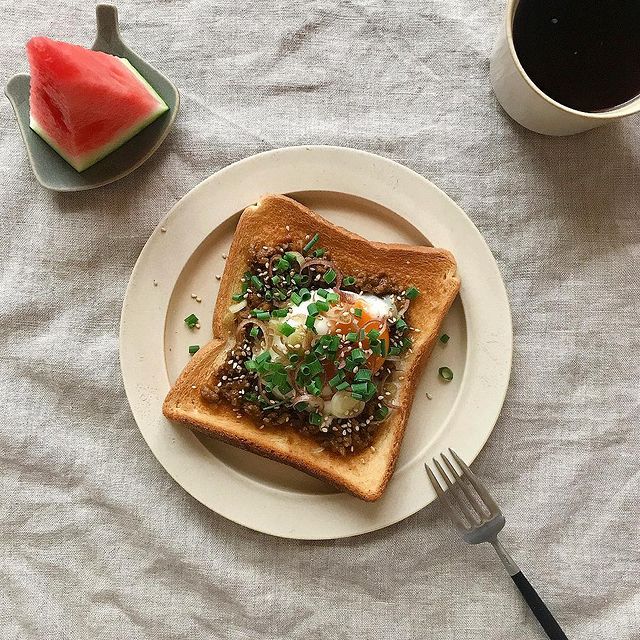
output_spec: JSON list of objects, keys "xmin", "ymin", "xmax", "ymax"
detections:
[{"xmin": 163, "ymin": 194, "xmax": 460, "ymax": 501}]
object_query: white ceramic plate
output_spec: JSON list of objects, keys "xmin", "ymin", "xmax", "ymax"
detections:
[{"xmin": 120, "ymin": 146, "xmax": 512, "ymax": 539}]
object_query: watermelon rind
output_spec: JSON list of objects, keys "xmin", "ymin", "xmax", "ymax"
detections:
[{"xmin": 30, "ymin": 57, "xmax": 169, "ymax": 172}]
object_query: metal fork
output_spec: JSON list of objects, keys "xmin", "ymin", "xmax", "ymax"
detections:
[{"xmin": 426, "ymin": 449, "xmax": 568, "ymax": 640}]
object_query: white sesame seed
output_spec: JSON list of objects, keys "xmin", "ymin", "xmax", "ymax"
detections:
[
  {"xmin": 195, "ymin": 323, "xmax": 201, "ymax": 329},
  {"xmin": 305, "ymin": 234, "xmax": 310, "ymax": 240},
  {"xmin": 222, "ymin": 253, "xmax": 228, "ymax": 259},
  {"xmin": 196, "ymin": 297, "xmax": 202, "ymax": 303},
  {"xmin": 377, "ymin": 395, "xmax": 384, "ymax": 400},
  {"xmin": 215, "ymin": 275, "xmax": 221, "ymax": 280},
  {"xmin": 191, "ymin": 384, "xmax": 197, "ymax": 389},
  {"xmin": 370, "ymin": 446, "xmax": 376, "ymax": 452},
  {"xmin": 161, "ymin": 227, "xmax": 167, "ymax": 232},
  {"xmin": 426, "ymin": 392, "xmax": 433, "ymax": 400},
  {"xmin": 191, "ymin": 293, "xmax": 197, "ymax": 299},
  {"xmin": 153, "ymin": 280, "xmax": 158, "ymax": 287}
]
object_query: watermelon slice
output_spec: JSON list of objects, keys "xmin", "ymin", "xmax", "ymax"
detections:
[{"xmin": 26, "ymin": 37, "xmax": 169, "ymax": 172}]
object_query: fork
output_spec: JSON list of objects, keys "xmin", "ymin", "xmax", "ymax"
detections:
[{"xmin": 426, "ymin": 449, "xmax": 568, "ymax": 640}]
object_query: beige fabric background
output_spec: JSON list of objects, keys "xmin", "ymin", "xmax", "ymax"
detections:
[{"xmin": 1, "ymin": 1, "xmax": 639, "ymax": 638}]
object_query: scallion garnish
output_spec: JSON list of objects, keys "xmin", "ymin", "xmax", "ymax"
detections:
[
  {"xmin": 313, "ymin": 248, "xmax": 326, "ymax": 258},
  {"xmin": 280, "ymin": 322, "xmax": 295, "ymax": 337},
  {"xmin": 303, "ymin": 233, "xmax": 320, "ymax": 254},
  {"xmin": 188, "ymin": 345, "xmax": 200, "ymax": 355},
  {"xmin": 326, "ymin": 291, "xmax": 340, "ymax": 304},
  {"xmin": 271, "ymin": 308, "xmax": 288, "ymax": 318},
  {"xmin": 440, "ymin": 334, "xmax": 450, "ymax": 344},
  {"xmin": 299, "ymin": 288, "xmax": 311, "ymax": 301},
  {"xmin": 395, "ymin": 318, "xmax": 408, "ymax": 333},
  {"xmin": 232, "ymin": 293, "xmax": 244, "ymax": 302},
  {"xmin": 316, "ymin": 288, "xmax": 328, "ymax": 298},
  {"xmin": 276, "ymin": 258, "xmax": 289, "ymax": 272},
  {"xmin": 291, "ymin": 292, "xmax": 303, "ymax": 305},
  {"xmin": 289, "ymin": 353, "xmax": 300, "ymax": 364},
  {"xmin": 184, "ymin": 313, "xmax": 199, "ymax": 328},
  {"xmin": 351, "ymin": 348, "xmax": 366, "ymax": 363},
  {"xmin": 405, "ymin": 286, "xmax": 420, "ymax": 299},
  {"xmin": 354, "ymin": 308, "xmax": 363, "ymax": 318},
  {"xmin": 245, "ymin": 359, "xmax": 257, "ymax": 372},
  {"xmin": 308, "ymin": 411, "xmax": 322, "ymax": 426},
  {"xmin": 252, "ymin": 310, "xmax": 270, "ymax": 321},
  {"xmin": 249, "ymin": 326, "xmax": 260, "ymax": 338},
  {"xmin": 307, "ymin": 303, "xmax": 319, "ymax": 316},
  {"xmin": 375, "ymin": 405, "xmax": 390, "ymax": 421},
  {"xmin": 336, "ymin": 381, "xmax": 350, "ymax": 391},
  {"xmin": 305, "ymin": 315, "xmax": 316, "ymax": 330},
  {"xmin": 354, "ymin": 368, "xmax": 372, "ymax": 382},
  {"xmin": 367, "ymin": 328, "xmax": 380, "ymax": 340},
  {"xmin": 346, "ymin": 332, "xmax": 358, "ymax": 343},
  {"xmin": 350, "ymin": 392, "xmax": 364, "ymax": 401},
  {"xmin": 323, "ymin": 269, "xmax": 337, "ymax": 284},
  {"xmin": 250, "ymin": 275, "xmax": 263, "ymax": 290},
  {"xmin": 316, "ymin": 300, "xmax": 329, "ymax": 312},
  {"xmin": 271, "ymin": 275, "xmax": 282, "ymax": 285},
  {"xmin": 342, "ymin": 276, "xmax": 356, "ymax": 286},
  {"xmin": 438, "ymin": 366, "xmax": 454, "ymax": 381}
]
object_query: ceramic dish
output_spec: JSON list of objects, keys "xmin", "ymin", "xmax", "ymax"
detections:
[
  {"xmin": 120, "ymin": 146, "xmax": 512, "ymax": 539},
  {"xmin": 4, "ymin": 4, "xmax": 179, "ymax": 192}
]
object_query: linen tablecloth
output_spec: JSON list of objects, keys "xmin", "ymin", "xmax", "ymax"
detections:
[{"xmin": 2, "ymin": 1, "xmax": 639, "ymax": 638}]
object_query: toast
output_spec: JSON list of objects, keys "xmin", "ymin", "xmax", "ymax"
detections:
[{"xmin": 163, "ymin": 194, "xmax": 460, "ymax": 501}]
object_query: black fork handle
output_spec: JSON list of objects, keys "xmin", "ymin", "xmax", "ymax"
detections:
[{"xmin": 511, "ymin": 570, "xmax": 568, "ymax": 639}]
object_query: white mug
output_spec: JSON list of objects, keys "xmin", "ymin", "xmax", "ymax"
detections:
[{"xmin": 490, "ymin": 0, "xmax": 640, "ymax": 136}]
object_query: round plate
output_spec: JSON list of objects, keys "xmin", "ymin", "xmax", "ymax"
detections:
[{"xmin": 120, "ymin": 146, "xmax": 512, "ymax": 539}]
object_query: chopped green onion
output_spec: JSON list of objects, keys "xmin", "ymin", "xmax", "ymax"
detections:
[
  {"xmin": 308, "ymin": 411, "xmax": 322, "ymax": 426},
  {"xmin": 305, "ymin": 315, "xmax": 316, "ymax": 330},
  {"xmin": 342, "ymin": 276, "xmax": 356, "ymax": 286},
  {"xmin": 351, "ymin": 382, "xmax": 369, "ymax": 395},
  {"xmin": 249, "ymin": 326, "xmax": 260, "ymax": 338},
  {"xmin": 284, "ymin": 251, "xmax": 299, "ymax": 263},
  {"xmin": 307, "ymin": 303, "xmax": 319, "ymax": 316},
  {"xmin": 306, "ymin": 377, "xmax": 323, "ymax": 396},
  {"xmin": 395, "ymin": 318, "xmax": 408, "ymax": 333},
  {"xmin": 276, "ymin": 258, "xmax": 289, "ymax": 272},
  {"xmin": 367, "ymin": 328, "xmax": 380, "ymax": 340},
  {"xmin": 303, "ymin": 233, "xmax": 320, "ymax": 254},
  {"xmin": 298, "ymin": 288, "xmax": 311, "ymax": 301},
  {"xmin": 402, "ymin": 336, "xmax": 413, "ymax": 351},
  {"xmin": 271, "ymin": 308, "xmax": 289, "ymax": 318},
  {"xmin": 316, "ymin": 288, "xmax": 328, "ymax": 298},
  {"xmin": 250, "ymin": 275, "xmax": 263, "ymax": 290},
  {"xmin": 245, "ymin": 359, "xmax": 257, "ymax": 371},
  {"xmin": 289, "ymin": 353, "xmax": 300, "ymax": 364},
  {"xmin": 379, "ymin": 339, "xmax": 387, "ymax": 356},
  {"xmin": 346, "ymin": 332, "xmax": 359, "ymax": 343},
  {"xmin": 354, "ymin": 368, "xmax": 372, "ymax": 382},
  {"xmin": 323, "ymin": 269, "xmax": 337, "ymax": 285},
  {"xmin": 184, "ymin": 313, "xmax": 199, "ymax": 328},
  {"xmin": 264, "ymin": 291, "xmax": 273, "ymax": 301},
  {"xmin": 350, "ymin": 392, "xmax": 364, "ymax": 401},
  {"xmin": 252, "ymin": 310, "xmax": 270, "ymax": 321},
  {"xmin": 188, "ymin": 345, "xmax": 200, "ymax": 355},
  {"xmin": 291, "ymin": 292, "xmax": 303, "ymax": 305},
  {"xmin": 316, "ymin": 300, "xmax": 329, "ymax": 312},
  {"xmin": 232, "ymin": 293, "xmax": 244, "ymax": 302},
  {"xmin": 375, "ymin": 405, "xmax": 390, "ymax": 421},
  {"xmin": 280, "ymin": 322, "xmax": 295, "ymax": 337},
  {"xmin": 440, "ymin": 333, "xmax": 450, "ymax": 344},
  {"xmin": 354, "ymin": 308, "xmax": 363, "ymax": 318},
  {"xmin": 292, "ymin": 274, "xmax": 303, "ymax": 286},
  {"xmin": 326, "ymin": 291, "xmax": 340, "ymax": 304},
  {"xmin": 329, "ymin": 373, "xmax": 345, "ymax": 388},
  {"xmin": 271, "ymin": 275, "xmax": 282, "ymax": 285},
  {"xmin": 255, "ymin": 351, "xmax": 271, "ymax": 365},
  {"xmin": 336, "ymin": 381, "xmax": 350, "ymax": 391},
  {"xmin": 439, "ymin": 366, "xmax": 454, "ymax": 381},
  {"xmin": 405, "ymin": 286, "xmax": 420, "ymax": 300},
  {"xmin": 351, "ymin": 348, "xmax": 366, "ymax": 363},
  {"xmin": 388, "ymin": 345, "xmax": 402, "ymax": 356}
]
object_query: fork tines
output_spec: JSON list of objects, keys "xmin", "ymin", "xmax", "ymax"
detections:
[{"xmin": 425, "ymin": 449, "xmax": 501, "ymax": 530}]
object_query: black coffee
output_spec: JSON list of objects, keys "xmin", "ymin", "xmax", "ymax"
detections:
[{"xmin": 512, "ymin": 0, "xmax": 640, "ymax": 112}]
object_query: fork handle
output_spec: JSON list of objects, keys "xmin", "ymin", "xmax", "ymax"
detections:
[
  {"xmin": 491, "ymin": 539, "xmax": 568, "ymax": 639},
  {"xmin": 511, "ymin": 571, "xmax": 568, "ymax": 639}
]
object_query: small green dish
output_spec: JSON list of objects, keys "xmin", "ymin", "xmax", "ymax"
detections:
[{"xmin": 4, "ymin": 4, "xmax": 179, "ymax": 192}]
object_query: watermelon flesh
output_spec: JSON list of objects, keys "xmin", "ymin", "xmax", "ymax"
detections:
[{"xmin": 26, "ymin": 37, "xmax": 169, "ymax": 172}]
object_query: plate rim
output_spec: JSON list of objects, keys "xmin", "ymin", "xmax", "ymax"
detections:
[{"xmin": 120, "ymin": 145, "xmax": 513, "ymax": 539}]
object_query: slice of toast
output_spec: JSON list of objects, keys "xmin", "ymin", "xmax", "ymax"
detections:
[{"xmin": 163, "ymin": 194, "xmax": 460, "ymax": 501}]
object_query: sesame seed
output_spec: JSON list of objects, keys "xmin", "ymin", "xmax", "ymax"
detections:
[
  {"xmin": 191, "ymin": 384, "xmax": 197, "ymax": 389},
  {"xmin": 195, "ymin": 323, "xmax": 201, "ymax": 329},
  {"xmin": 286, "ymin": 225, "xmax": 290, "ymax": 231},
  {"xmin": 191, "ymin": 293, "xmax": 197, "ymax": 299},
  {"xmin": 215, "ymin": 275, "xmax": 221, "ymax": 280},
  {"xmin": 370, "ymin": 446, "xmax": 376, "ymax": 452},
  {"xmin": 426, "ymin": 392, "xmax": 433, "ymax": 400},
  {"xmin": 222, "ymin": 375, "xmax": 228, "ymax": 381},
  {"xmin": 377, "ymin": 395, "xmax": 384, "ymax": 400},
  {"xmin": 305, "ymin": 234, "xmax": 310, "ymax": 240},
  {"xmin": 153, "ymin": 280, "xmax": 158, "ymax": 287},
  {"xmin": 222, "ymin": 253, "xmax": 228, "ymax": 259},
  {"xmin": 196, "ymin": 297, "xmax": 202, "ymax": 303}
]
